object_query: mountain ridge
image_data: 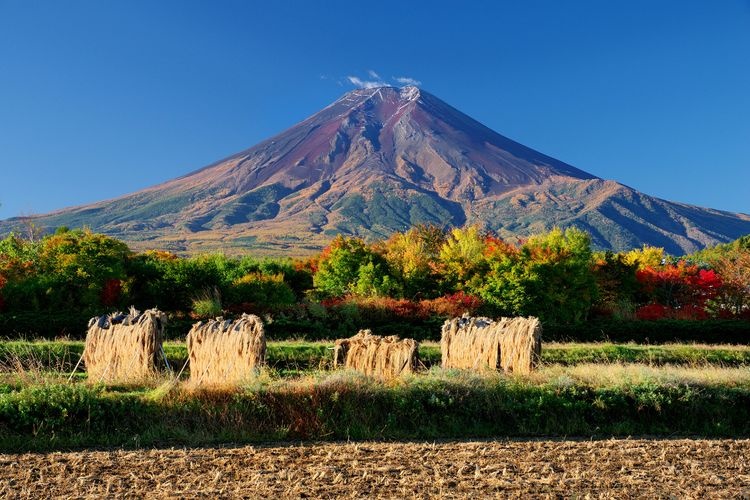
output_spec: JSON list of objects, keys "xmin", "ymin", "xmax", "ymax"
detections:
[{"xmin": 2, "ymin": 85, "xmax": 749, "ymax": 255}]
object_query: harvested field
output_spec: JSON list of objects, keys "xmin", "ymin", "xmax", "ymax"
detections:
[{"xmin": 1, "ymin": 439, "xmax": 748, "ymax": 498}]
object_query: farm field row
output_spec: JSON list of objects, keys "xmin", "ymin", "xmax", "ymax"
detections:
[
  {"xmin": 2, "ymin": 339, "xmax": 750, "ymax": 374},
  {"xmin": 2, "ymin": 439, "xmax": 748, "ymax": 497}
]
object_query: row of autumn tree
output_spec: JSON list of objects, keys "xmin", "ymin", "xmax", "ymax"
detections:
[{"xmin": 1, "ymin": 226, "xmax": 749, "ymax": 325}]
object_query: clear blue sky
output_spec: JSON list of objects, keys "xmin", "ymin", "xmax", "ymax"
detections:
[{"xmin": 1, "ymin": 0, "xmax": 749, "ymax": 219}]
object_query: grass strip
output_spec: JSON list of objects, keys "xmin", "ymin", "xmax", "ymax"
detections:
[
  {"xmin": 0, "ymin": 370, "xmax": 748, "ymax": 452},
  {"xmin": 1, "ymin": 340, "xmax": 749, "ymax": 375}
]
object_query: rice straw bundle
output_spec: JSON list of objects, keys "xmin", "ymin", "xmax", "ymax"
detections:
[
  {"xmin": 441, "ymin": 315, "xmax": 542, "ymax": 374},
  {"xmin": 84, "ymin": 307, "xmax": 166, "ymax": 383},
  {"xmin": 498, "ymin": 317, "xmax": 542, "ymax": 375},
  {"xmin": 333, "ymin": 330, "xmax": 419, "ymax": 379},
  {"xmin": 186, "ymin": 313, "xmax": 266, "ymax": 386}
]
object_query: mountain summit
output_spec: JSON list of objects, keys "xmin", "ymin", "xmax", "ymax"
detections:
[{"xmin": 2, "ymin": 86, "xmax": 749, "ymax": 254}]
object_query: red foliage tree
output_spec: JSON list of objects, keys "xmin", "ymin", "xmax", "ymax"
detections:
[
  {"xmin": 635, "ymin": 262, "xmax": 722, "ymax": 320},
  {"xmin": 711, "ymin": 249, "xmax": 750, "ymax": 317},
  {"xmin": 635, "ymin": 303, "xmax": 669, "ymax": 320},
  {"xmin": 483, "ymin": 235, "xmax": 518, "ymax": 259}
]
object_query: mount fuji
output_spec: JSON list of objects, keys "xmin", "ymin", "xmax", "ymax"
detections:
[{"xmin": 2, "ymin": 86, "xmax": 749, "ymax": 255}]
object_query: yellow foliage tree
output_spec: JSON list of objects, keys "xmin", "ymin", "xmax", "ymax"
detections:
[
  {"xmin": 623, "ymin": 245, "xmax": 665, "ymax": 270},
  {"xmin": 384, "ymin": 225, "xmax": 444, "ymax": 297},
  {"xmin": 439, "ymin": 226, "xmax": 486, "ymax": 285}
]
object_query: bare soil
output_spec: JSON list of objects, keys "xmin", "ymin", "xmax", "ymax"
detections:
[{"xmin": 1, "ymin": 439, "xmax": 749, "ymax": 498}]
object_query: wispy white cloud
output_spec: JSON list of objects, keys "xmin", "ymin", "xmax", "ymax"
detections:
[
  {"xmin": 344, "ymin": 71, "xmax": 422, "ymax": 89},
  {"xmin": 347, "ymin": 75, "xmax": 385, "ymax": 89},
  {"xmin": 394, "ymin": 76, "xmax": 422, "ymax": 86}
]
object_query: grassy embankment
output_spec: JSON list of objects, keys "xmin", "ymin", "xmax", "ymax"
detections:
[
  {"xmin": 0, "ymin": 337, "xmax": 749, "ymax": 451},
  {"xmin": 0, "ymin": 364, "xmax": 749, "ymax": 451}
]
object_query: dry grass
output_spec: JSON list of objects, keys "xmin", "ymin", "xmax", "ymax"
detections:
[
  {"xmin": 152, "ymin": 362, "xmax": 750, "ymax": 399},
  {"xmin": 441, "ymin": 316, "xmax": 541, "ymax": 374},
  {"xmin": 186, "ymin": 313, "xmax": 266, "ymax": 386},
  {"xmin": 333, "ymin": 330, "xmax": 419, "ymax": 379},
  {"xmin": 0, "ymin": 348, "xmax": 76, "ymax": 386},
  {"xmin": 531, "ymin": 362, "xmax": 750, "ymax": 388},
  {"xmin": 1, "ymin": 439, "xmax": 748, "ymax": 498},
  {"xmin": 543, "ymin": 341, "xmax": 750, "ymax": 351},
  {"xmin": 83, "ymin": 308, "xmax": 166, "ymax": 383}
]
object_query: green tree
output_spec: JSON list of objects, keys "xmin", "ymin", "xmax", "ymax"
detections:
[
  {"xmin": 128, "ymin": 252, "xmax": 224, "ymax": 311},
  {"xmin": 313, "ymin": 236, "xmax": 398, "ymax": 297},
  {"xmin": 474, "ymin": 228, "xmax": 596, "ymax": 323},
  {"xmin": 0, "ymin": 229, "xmax": 132, "ymax": 311},
  {"xmin": 592, "ymin": 251, "xmax": 639, "ymax": 318},
  {"xmin": 353, "ymin": 260, "xmax": 399, "ymax": 297}
]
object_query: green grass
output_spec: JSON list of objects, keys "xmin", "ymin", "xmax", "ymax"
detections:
[
  {"xmin": 2, "ymin": 340, "xmax": 748, "ymax": 376},
  {"xmin": 190, "ymin": 288, "xmax": 223, "ymax": 318},
  {"xmin": 540, "ymin": 341, "xmax": 750, "ymax": 366},
  {"xmin": 0, "ymin": 366, "xmax": 749, "ymax": 451}
]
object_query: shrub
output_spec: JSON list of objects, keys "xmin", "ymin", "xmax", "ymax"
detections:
[
  {"xmin": 128, "ymin": 252, "xmax": 224, "ymax": 311},
  {"xmin": 227, "ymin": 272, "xmax": 296, "ymax": 308},
  {"xmin": 0, "ymin": 274, "xmax": 6, "ymax": 312},
  {"xmin": 191, "ymin": 288, "xmax": 223, "ymax": 318},
  {"xmin": 420, "ymin": 292, "xmax": 483, "ymax": 317},
  {"xmin": 100, "ymin": 278, "xmax": 122, "ymax": 307},
  {"xmin": 635, "ymin": 303, "xmax": 669, "ymax": 320},
  {"xmin": 545, "ymin": 318, "xmax": 750, "ymax": 344},
  {"xmin": 593, "ymin": 251, "xmax": 639, "ymax": 318}
]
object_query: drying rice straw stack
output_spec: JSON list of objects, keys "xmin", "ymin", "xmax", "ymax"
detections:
[
  {"xmin": 333, "ymin": 330, "xmax": 419, "ymax": 379},
  {"xmin": 440, "ymin": 316, "xmax": 501, "ymax": 371},
  {"xmin": 186, "ymin": 313, "xmax": 266, "ymax": 386},
  {"xmin": 84, "ymin": 307, "xmax": 166, "ymax": 383},
  {"xmin": 497, "ymin": 316, "xmax": 542, "ymax": 375},
  {"xmin": 441, "ymin": 315, "xmax": 542, "ymax": 374}
]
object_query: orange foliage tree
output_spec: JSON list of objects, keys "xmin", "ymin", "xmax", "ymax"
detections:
[{"xmin": 711, "ymin": 249, "xmax": 750, "ymax": 317}]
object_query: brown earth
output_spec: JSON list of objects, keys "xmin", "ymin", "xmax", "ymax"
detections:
[{"xmin": 1, "ymin": 439, "xmax": 749, "ymax": 498}]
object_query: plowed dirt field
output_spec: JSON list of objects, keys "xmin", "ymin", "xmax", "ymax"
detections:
[{"xmin": 2, "ymin": 439, "xmax": 748, "ymax": 498}]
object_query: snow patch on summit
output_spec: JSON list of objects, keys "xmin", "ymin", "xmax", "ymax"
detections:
[{"xmin": 400, "ymin": 86, "xmax": 420, "ymax": 102}]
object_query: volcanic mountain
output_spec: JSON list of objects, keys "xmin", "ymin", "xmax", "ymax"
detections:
[{"xmin": 3, "ymin": 86, "xmax": 750, "ymax": 255}]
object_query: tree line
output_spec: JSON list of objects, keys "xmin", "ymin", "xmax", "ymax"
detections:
[{"xmin": 1, "ymin": 226, "xmax": 749, "ymax": 328}]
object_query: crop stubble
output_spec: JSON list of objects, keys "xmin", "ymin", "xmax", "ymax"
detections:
[{"xmin": 1, "ymin": 439, "xmax": 748, "ymax": 498}]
